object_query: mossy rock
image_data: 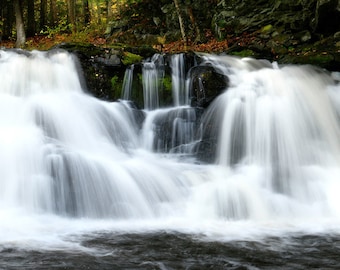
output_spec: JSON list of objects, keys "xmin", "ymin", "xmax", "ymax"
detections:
[
  {"xmin": 298, "ymin": 54, "xmax": 333, "ymax": 65},
  {"xmin": 230, "ymin": 49, "xmax": 255, "ymax": 57},
  {"xmin": 121, "ymin": 52, "xmax": 143, "ymax": 66},
  {"xmin": 280, "ymin": 52, "xmax": 340, "ymax": 70},
  {"xmin": 53, "ymin": 42, "xmax": 102, "ymax": 56},
  {"xmin": 189, "ymin": 65, "xmax": 229, "ymax": 108}
]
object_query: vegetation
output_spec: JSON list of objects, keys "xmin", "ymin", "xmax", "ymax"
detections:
[
  {"xmin": 0, "ymin": 0, "xmax": 218, "ymax": 50},
  {"xmin": 0, "ymin": 0, "xmax": 340, "ymax": 70}
]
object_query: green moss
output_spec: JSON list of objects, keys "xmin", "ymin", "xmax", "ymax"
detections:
[
  {"xmin": 110, "ymin": 75, "xmax": 123, "ymax": 99},
  {"xmin": 111, "ymin": 75, "xmax": 119, "ymax": 88},
  {"xmin": 303, "ymin": 54, "xmax": 334, "ymax": 65},
  {"xmin": 261, "ymin": 24, "xmax": 273, "ymax": 34},
  {"xmin": 121, "ymin": 52, "xmax": 143, "ymax": 66},
  {"xmin": 56, "ymin": 42, "xmax": 102, "ymax": 56},
  {"xmin": 230, "ymin": 49, "xmax": 255, "ymax": 57},
  {"xmin": 162, "ymin": 76, "xmax": 172, "ymax": 93},
  {"xmin": 160, "ymin": 75, "xmax": 173, "ymax": 106}
]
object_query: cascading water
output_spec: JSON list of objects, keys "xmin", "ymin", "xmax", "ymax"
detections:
[
  {"xmin": 121, "ymin": 64, "xmax": 134, "ymax": 100},
  {"xmin": 142, "ymin": 54, "xmax": 164, "ymax": 110},
  {"xmin": 171, "ymin": 53, "xmax": 188, "ymax": 106},
  {"xmin": 0, "ymin": 48, "xmax": 340, "ymax": 268}
]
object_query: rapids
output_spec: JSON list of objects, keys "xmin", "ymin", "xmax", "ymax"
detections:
[{"xmin": 0, "ymin": 49, "xmax": 339, "ymax": 268}]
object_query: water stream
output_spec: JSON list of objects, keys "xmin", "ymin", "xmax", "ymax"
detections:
[{"xmin": 0, "ymin": 49, "xmax": 339, "ymax": 269}]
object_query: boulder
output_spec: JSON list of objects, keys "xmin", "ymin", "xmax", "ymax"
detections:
[
  {"xmin": 188, "ymin": 65, "xmax": 229, "ymax": 108},
  {"xmin": 312, "ymin": 0, "xmax": 340, "ymax": 34}
]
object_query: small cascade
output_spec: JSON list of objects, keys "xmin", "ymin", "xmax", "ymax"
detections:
[
  {"xmin": 121, "ymin": 64, "xmax": 134, "ymax": 100},
  {"xmin": 200, "ymin": 55, "xmax": 340, "ymax": 200},
  {"xmin": 0, "ymin": 49, "xmax": 83, "ymax": 96},
  {"xmin": 140, "ymin": 106, "xmax": 200, "ymax": 155},
  {"xmin": 142, "ymin": 54, "xmax": 164, "ymax": 110},
  {"xmin": 171, "ymin": 53, "xmax": 188, "ymax": 106}
]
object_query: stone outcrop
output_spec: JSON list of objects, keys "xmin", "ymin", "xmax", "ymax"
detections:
[
  {"xmin": 188, "ymin": 65, "xmax": 229, "ymax": 108},
  {"xmin": 54, "ymin": 43, "xmax": 157, "ymax": 101}
]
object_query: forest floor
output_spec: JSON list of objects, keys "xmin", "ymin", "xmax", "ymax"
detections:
[
  {"xmin": 1, "ymin": 32, "xmax": 339, "ymax": 71},
  {"xmin": 0, "ymin": 33, "xmax": 230, "ymax": 53}
]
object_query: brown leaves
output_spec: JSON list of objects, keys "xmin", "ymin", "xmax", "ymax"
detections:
[{"xmin": 161, "ymin": 39, "xmax": 229, "ymax": 53}]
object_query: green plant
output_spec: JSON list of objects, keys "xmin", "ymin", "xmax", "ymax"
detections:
[
  {"xmin": 41, "ymin": 19, "xmax": 70, "ymax": 38},
  {"xmin": 122, "ymin": 52, "xmax": 143, "ymax": 65}
]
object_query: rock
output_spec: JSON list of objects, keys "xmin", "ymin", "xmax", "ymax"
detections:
[
  {"xmin": 313, "ymin": 0, "xmax": 340, "ymax": 34},
  {"xmin": 295, "ymin": 30, "xmax": 312, "ymax": 43},
  {"xmin": 150, "ymin": 107, "xmax": 201, "ymax": 152},
  {"xmin": 188, "ymin": 65, "xmax": 229, "ymax": 108},
  {"xmin": 53, "ymin": 43, "xmax": 121, "ymax": 100},
  {"xmin": 334, "ymin": 32, "xmax": 340, "ymax": 40}
]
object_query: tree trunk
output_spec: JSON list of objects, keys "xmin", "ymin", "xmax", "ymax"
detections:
[
  {"xmin": 67, "ymin": 0, "xmax": 76, "ymax": 32},
  {"xmin": 96, "ymin": 1, "xmax": 102, "ymax": 24},
  {"xmin": 13, "ymin": 0, "xmax": 26, "ymax": 48},
  {"xmin": 107, "ymin": 0, "xmax": 113, "ymax": 20},
  {"xmin": 2, "ymin": 0, "xmax": 15, "ymax": 39},
  {"xmin": 0, "ymin": 1, "xmax": 4, "ymax": 41},
  {"xmin": 40, "ymin": 0, "xmax": 47, "ymax": 30},
  {"xmin": 187, "ymin": 6, "xmax": 201, "ymax": 43},
  {"xmin": 173, "ymin": 0, "xmax": 187, "ymax": 45},
  {"xmin": 83, "ymin": 0, "xmax": 91, "ymax": 25},
  {"xmin": 50, "ymin": 0, "xmax": 58, "ymax": 27},
  {"xmin": 27, "ymin": 0, "xmax": 35, "ymax": 36}
]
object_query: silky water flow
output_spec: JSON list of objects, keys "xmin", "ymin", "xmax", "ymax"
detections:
[{"xmin": 0, "ymin": 49, "xmax": 339, "ymax": 268}]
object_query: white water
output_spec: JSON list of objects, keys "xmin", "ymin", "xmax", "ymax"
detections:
[
  {"xmin": 142, "ymin": 54, "xmax": 164, "ymax": 110},
  {"xmin": 171, "ymin": 53, "xmax": 188, "ymax": 106},
  {"xmin": 121, "ymin": 64, "xmax": 134, "ymax": 100},
  {"xmin": 0, "ymin": 50, "xmax": 340, "ymax": 251}
]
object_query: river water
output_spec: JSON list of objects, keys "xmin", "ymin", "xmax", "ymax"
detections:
[
  {"xmin": 0, "ymin": 49, "xmax": 339, "ymax": 269},
  {"xmin": 1, "ymin": 232, "xmax": 340, "ymax": 269}
]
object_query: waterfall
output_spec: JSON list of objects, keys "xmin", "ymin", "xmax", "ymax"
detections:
[
  {"xmin": 140, "ymin": 106, "xmax": 199, "ymax": 154},
  {"xmin": 142, "ymin": 54, "xmax": 164, "ymax": 110},
  {"xmin": 171, "ymin": 53, "xmax": 188, "ymax": 106},
  {"xmin": 121, "ymin": 64, "xmax": 134, "ymax": 100},
  {"xmin": 0, "ymin": 49, "xmax": 340, "ymax": 249}
]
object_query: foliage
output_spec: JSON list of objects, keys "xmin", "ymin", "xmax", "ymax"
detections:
[
  {"xmin": 230, "ymin": 49, "xmax": 255, "ymax": 57},
  {"xmin": 162, "ymin": 76, "xmax": 172, "ymax": 92},
  {"xmin": 121, "ymin": 52, "xmax": 143, "ymax": 66},
  {"xmin": 41, "ymin": 20, "xmax": 70, "ymax": 38},
  {"xmin": 111, "ymin": 75, "xmax": 124, "ymax": 98}
]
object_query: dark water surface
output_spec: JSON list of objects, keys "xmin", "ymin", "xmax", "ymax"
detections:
[{"xmin": 1, "ymin": 232, "xmax": 340, "ymax": 269}]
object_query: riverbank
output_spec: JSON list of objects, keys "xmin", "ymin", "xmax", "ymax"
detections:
[{"xmin": 1, "ymin": 29, "xmax": 339, "ymax": 72}]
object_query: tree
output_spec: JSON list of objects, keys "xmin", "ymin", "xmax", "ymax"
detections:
[
  {"xmin": 67, "ymin": 0, "xmax": 76, "ymax": 32},
  {"xmin": 1, "ymin": 0, "xmax": 14, "ymax": 39},
  {"xmin": 13, "ymin": 0, "xmax": 25, "ymax": 48},
  {"xmin": 40, "ymin": 0, "xmax": 48, "ymax": 30},
  {"xmin": 83, "ymin": 0, "xmax": 91, "ymax": 25},
  {"xmin": 27, "ymin": 0, "xmax": 35, "ymax": 36},
  {"xmin": 173, "ymin": 0, "xmax": 187, "ymax": 45},
  {"xmin": 50, "ymin": 0, "xmax": 58, "ymax": 27},
  {"xmin": 106, "ymin": 0, "xmax": 113, "ymax": 20},
  {"xmin": 187, "ymin": 2, "xmax": 201, "ymax": 43}
]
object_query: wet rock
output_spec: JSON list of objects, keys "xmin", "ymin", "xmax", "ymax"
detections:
[
  {"xmin": 150, "ymin": 107, "xmax": 201, "ymax": 153},
  {"xmin": 334, "ymin": 32, "xmax": 340, "ymax": 40},
  {"xmin": 313, "ymin": 0, "xmax": 340, "ymax": 34},
  {"xmin": 188, "ymin": 65, "xmax": 229, "ymax": 108},
  {"xmin": 295, "ymin": 30, "xmax": 312, "ymax": 43},
  {"xmin": 52, "ymin": 43, "xmax": 158, "ymax": 101},
  {"xmin": 53, "ymin": 43, "xmax": 122, "ymax": 100}
]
